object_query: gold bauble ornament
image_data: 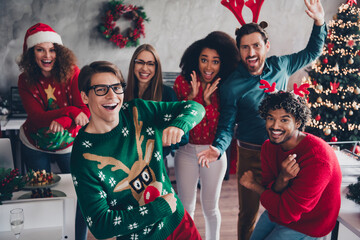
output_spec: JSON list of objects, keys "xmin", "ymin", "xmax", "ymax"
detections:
[
  {"xmin": 348, "ymin": 58, "xmax": 354, "ymax": 64},
  {"xmin": 333, "ymin": 105, "xmax": 339, "ymax": 111},
  {"xmin": 349, "ymin": 110, "xmax": 354, "ymax": 116},
  {"xmin": 316, "ymin": 84, "xmax": 323, "ymax": 92},
  {"xmin": 324, "ymin": 128, "xmax": 331, "ymax": 136},
  {"xmin": 355, "ymin": 87, "xmax": 360, "ymax": 95},
  {"xmin": 317, "ymin": 97, "xmax": 322, "ymax": 103},
  {"xmin": 341, "ymin": 95, "xmax": 345, "ymax": 99}
]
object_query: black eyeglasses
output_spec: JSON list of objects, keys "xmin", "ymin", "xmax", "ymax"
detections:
[
  {"xmin": 88, "ymin": 83, "xmax": 126, "ymax": 96},
  {"xmin": 134, "ymin": 59, "xmax": 157, "ymax": 67}
]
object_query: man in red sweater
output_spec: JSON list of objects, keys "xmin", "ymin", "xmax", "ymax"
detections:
[{"xmin": 239, "ymin": 91, "xmax": 342, "ymax": 239}]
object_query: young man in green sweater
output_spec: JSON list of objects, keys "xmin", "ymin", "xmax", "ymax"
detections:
[{"xmin": 71, "ymin": 61, "xmax": 205, "ymax": 239}]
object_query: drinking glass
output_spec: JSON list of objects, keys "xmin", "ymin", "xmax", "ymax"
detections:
[{"xmin": 10, "ymin": 208, "xmax": 24, "ymax": 239}]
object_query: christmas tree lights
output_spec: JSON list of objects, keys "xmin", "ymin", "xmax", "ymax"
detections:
[{"xmin": 305, "ymin": 0, "xmax": 360, "ymax": 145}]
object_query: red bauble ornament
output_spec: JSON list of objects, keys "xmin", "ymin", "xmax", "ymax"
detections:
[
  {"xmin": 341, "ymin": 117, "xmax": 347, "ymax": 123},
  {"xmin": 350, "ymin": 145, "xmax": 360, "ymax": 154},
  {"xmin": 315, "ymin": 115, "xmax": 321, "ymax": 121},
  {"xmin": 331, "ymin": 136, "xmax": 338, "ymax": 142},
  {"xmin": 322, "ymin": 58, "xmax": 328, "ymax": 64}
]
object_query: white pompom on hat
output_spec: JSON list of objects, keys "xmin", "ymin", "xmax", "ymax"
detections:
[{"xmin": 22, "ymin": 23, "xmax": 63, "ymax": 54}]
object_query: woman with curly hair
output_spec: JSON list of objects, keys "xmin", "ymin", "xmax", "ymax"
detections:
[
  {"xmin": 17, "ymin": 23, "xmax": 90, "ymax": 240},
  {"xmin": 173, "ymin": 31, "xmax": 239, "ymax": 240}
]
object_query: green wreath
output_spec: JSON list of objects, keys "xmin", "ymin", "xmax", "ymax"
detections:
[{"xmin": 99, "ymin": 0, "xmax": 149, "ymax": 48}]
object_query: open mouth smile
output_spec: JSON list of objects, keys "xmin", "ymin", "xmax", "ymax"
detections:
[{"xmin": 102, "ymin": 103, "xmax": 118, "ymax": 110}]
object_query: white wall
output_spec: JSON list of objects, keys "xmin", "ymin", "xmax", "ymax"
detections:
[{"xmin": 0, "ymin": 0, "xmax": 344, "ymax": 94}]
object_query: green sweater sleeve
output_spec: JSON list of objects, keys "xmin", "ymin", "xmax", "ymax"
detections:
[{"xmin": 131, "ymin": 99, "xmax": 206, "ymax": 134}]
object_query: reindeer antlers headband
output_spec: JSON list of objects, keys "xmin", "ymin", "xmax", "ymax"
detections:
[
  {"xmin": 221, "ymin": 0, "xmax": 265, "ymax": 25},
  {"xmin": 259, "ymin": 80, "xmax": 310, "ymax": 98}
]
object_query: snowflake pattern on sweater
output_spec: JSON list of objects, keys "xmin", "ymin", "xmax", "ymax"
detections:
[{"xmin": 71, "ymin": 99, "xmax": 205, "ymax": 239}]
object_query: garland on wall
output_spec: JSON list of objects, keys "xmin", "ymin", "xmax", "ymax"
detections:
[{"xmin": 98, "ymin": 0, "xmax": 149, "ymax": 48}]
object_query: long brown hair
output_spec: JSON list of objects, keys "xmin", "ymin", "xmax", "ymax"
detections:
[
  {"xmin": 125, "ymin": 44, "xmax": 163, "ymax": 101},
  {"xmin": 18, "ymin": 43, "xmax": 77, "ymax": 85}
]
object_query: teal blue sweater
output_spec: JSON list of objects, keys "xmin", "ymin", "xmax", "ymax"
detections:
[
  {"xmin": 213, "ymin": 24, "xmax": 327, "ymax": 155},
  {"xmin": 71, "ymin": 99, "xmax": 205, "ymax": 239}
]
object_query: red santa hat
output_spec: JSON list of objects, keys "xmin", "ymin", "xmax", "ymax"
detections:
[{"xmin": 22, "ymin": 23, "xmax": 63, "ymax": 54}]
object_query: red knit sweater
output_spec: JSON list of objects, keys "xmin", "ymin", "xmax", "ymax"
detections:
[
  {"xmin": 173, "ymin": 75, "xmax": 219, "ymax": 145},
  {"xmin": 18, "ymin": 65, "xmax": 90, "ymax": 151},
  {"xmin": 260, "ymin": 133, "xmax": 342, "ymax": 237}
]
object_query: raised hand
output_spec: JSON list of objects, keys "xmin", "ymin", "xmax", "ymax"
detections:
[
  {"xmin": 279, "ymin": 154, "xmax": 300, "ymax": 182},
  {"xmin": 161, "ymin": 193, "xmax": 177, "ymax": 213},
  {"xmin": 203, "ymin": 78, "xmax": 220, "ymax": 106},
  {"xmin": 197, "ymin": 145, "xmax": 220, "ymax": 168},
  {"xmin": 162, "ymin": 126, "xmax": 184, "ymax": 146},
  {"xmin": 188, "ymin": 71, "xmax": 200, "ymax": 100},
  {"xmin": 304, "ymin": 0, "xmax": 324, "ymax": 26}
]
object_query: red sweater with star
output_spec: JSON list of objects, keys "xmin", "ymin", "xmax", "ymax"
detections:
[
  {"xmin": 18, "ymin": 65, "xmax": 90, "ymax": 151},
  {"xmin": 173, "ymin": 75, "xmax": 219, "ymax": 145},
  {"xmin": 260, "ymin": 133, "xmax": 342, "ymax": 237}
]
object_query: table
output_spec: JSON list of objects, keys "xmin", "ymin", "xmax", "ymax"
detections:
[
  {"xmin": 1, "ymin": 117, "xmax": 25, "ymax": 131},
  {"xmin": 0, "ymin": 174, "xmax": 77, "ymax": 240},
  {"xmin": 331, "ymin": 150, "xmax": 360, "ymax": 240}
]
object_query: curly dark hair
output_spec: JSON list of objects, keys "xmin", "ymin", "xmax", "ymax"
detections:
[
  {"xmin": 179, "ymin": 31, "xmax": 240, "ymax": 83},
  {"xmin": 258, "ymin": 91, "xmax": 311, "ymax": 131},
  {"xmin": 18, "ymin": 43, "xmax": 77, "ymax": 85}
]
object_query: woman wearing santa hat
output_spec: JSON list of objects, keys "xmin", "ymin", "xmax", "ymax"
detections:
[{"xmin": 17, "ymin": 23, "xmax": 90, "ymax": 240}]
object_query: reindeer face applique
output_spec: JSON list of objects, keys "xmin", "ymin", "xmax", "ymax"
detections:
[{"xmin": 83, "ymin": 106, "xmax": 164, "ymax": 206}]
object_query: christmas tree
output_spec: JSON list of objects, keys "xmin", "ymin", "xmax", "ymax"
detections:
[{"xmin": 305, "ymin": 0, "xmax": 360, "ymax": 147}]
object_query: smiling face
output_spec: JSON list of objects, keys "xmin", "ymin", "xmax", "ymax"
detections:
[
  {"xmin": 239, "ymin": 32, "xmax": 270, "ymax": 76},
  {"xmin": 134, "ymin": 50, "xmax": 156, "ymax": 88},
  {"xmin": 265, "ymin": 108, "xmax": 301, "ymax": 151},
  {"xmin": 34, "ymin": 42, "xmax": 56, "ymax": 77},
  {"xmin": 81, "ymin": 72, "xmax": 124, "ymax": 133},
  {"xmin": 198, "ymin": 48, "xmax": 221, "ymax": 83}
]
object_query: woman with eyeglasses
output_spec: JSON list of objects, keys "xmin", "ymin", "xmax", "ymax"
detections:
[
  {"xmin": 125, "ymin": 44, "xmax": 186, "ymax": 162},
  {"xmin": 17, "ymin": 23, "xmax": 90, "ymax": 240},
  {"xmin": 173, "ymin": 31, "xmax": 239, "ymax": 240}
]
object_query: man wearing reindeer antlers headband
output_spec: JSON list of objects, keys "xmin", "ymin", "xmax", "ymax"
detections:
[
  {"xmin": 197, "ymin": 0, "xmax": 327, "ymax": 239},
  {"xmin": 239, "ymin": 91, "xmax": 341, "ymax": 239}
]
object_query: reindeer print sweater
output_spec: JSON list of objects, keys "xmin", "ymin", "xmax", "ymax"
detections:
[{"xmin": 71, "ymin": 99, "xmax": 205, "ymax": 240}]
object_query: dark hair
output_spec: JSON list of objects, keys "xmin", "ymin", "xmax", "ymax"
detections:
[
  {"xmin": 258, "ymin": 91, "xmax": 311, "ymax": 131},
  {"xmin": 125, "ymin": 44, "xmax": 163, "ymax": 101},
  {"xmin": 78, "ymin": 61, "xmax": 125, "ymax": 95},
  {"xmin": 179, "ymin": 31, "xmax": 240, "ymax": 83},
  {"xmin": 18, "ymin": 43, "xmax": 77, "ymax": 85},
  {"xmin": 235, "ymin": 22, "xmax": 268, "ymax": 49}
]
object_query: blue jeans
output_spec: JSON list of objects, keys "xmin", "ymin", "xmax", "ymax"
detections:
[
  {"xmin": 21, "ymin": 143, "xmax": 88, "ymax": 240},
  {"xmin": 21, "ymin": 142, "xmax": 71, "ymax": 173},
  {"xmin": 250, "ymin": 211, "xmax": 319, "ymax": 240}
]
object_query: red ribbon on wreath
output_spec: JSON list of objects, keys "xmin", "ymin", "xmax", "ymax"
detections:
[{"xmin": 99, "ymin": 0, "xmax": 149, "ymax": 48}]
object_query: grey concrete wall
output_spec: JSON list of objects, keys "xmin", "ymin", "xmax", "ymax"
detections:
[{"xmin": 0, "ymin": 0, "xmax": 344, "ymax": 94}]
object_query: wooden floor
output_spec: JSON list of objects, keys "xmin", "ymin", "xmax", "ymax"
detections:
[{"xmin": 87, "ymin": 168, "xmax": 247, "ymax": 240}]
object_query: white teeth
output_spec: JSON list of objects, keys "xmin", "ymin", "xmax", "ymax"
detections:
[
  {"xmin": 140, "ymin": 73, "xmax": 149, "ymax": 77},
  {"xmin": 103, "ymin": 103, "xmax": 117, "ymax": 107},
  {"xmin": 272, "ymin": 131, "xmax": 282, "ymax": 135},
  {"xmin": 205, "ymin": 72, "xmax": 212, "ymax": 75},
  {"xmin": 42, "ymin": 60, "xmax": 51, "ymax": 63}
]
